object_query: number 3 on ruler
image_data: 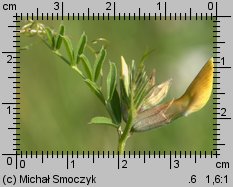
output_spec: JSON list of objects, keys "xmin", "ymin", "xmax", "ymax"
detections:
[
  {"xmin": 54, "ymin": 2, "xmax": 60, "ymax": 10},
  {"xmin": 173, "ymin": 160, "xmax": 179, "ymax": 168}
]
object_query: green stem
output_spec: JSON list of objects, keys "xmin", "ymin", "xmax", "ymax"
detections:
[
  {"xmin": 118, "ymin": 107, "xmax": 135, "ymax": 155},
  {"xmin": 117, "ymin": 119, "xmax": 132, "ymax": 155},
  {"xmin": 118, "ymin": 138, "xmax": 126, "ymax": 155}
]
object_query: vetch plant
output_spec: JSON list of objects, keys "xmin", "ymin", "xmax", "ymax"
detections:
[{"xmin": 20, "ymin": 21, "xmax": 214, "ymax": 154}]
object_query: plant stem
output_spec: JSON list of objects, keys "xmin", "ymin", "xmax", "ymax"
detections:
[
  {"xmin": 117, "ymin": 109, "xmax": 134, "ymax": 155},
  {"xmin": 117, "ymin": 125, "xmax": 131, "ymax": 155},
  {"xmin": 118, "ymin": 138, "xmax": 126, "ymax": 155}
]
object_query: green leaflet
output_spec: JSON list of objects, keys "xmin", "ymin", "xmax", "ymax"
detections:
[
  {"xmin": 80, "ymin": 54, "xmax": 93, "ymax": 80},
  {"xmin": 45, "ymin": 27, "xmax": 55, "ymax": 49},
  {"xmin": 55, "ymin": 24, "xmax": 65, "ymax": 50},
  {"xmin": 120, "ymin": 79, "xmax": 129, "ymax": 122},
  {"xmin": 107, "ymin": 62, "xmax": 117, "ymax": 100},
  {"xmin": 76, "ymin": 32, "xmax": 87, "ymax": 64},
  {"xmin": 88, "ymin": 116, "xmax": 118, "ymax": 128},
  {"xmin": 109, "ymin": 89, "xmax": 122, "ymax": 124},
  {"xmin": 62, "ymin": 36, "xmax": 74, "ymax": 65},
  {"xmin": 93, "ymin": 47, "xmax": 106, "ymax": 81}
]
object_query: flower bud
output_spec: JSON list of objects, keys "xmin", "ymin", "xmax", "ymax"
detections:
[
  {"xmin": 141, "ymin": 79, "xmax": 172, "ymax": 111},
  {"xmin": 120, "ymin": 56, "xmax": 129, "ymax": 96}
]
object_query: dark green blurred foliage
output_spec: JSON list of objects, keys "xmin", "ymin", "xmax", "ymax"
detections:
[{"xmin": 19, "ymin": 18, "xmax": 215, "ymax": 153}]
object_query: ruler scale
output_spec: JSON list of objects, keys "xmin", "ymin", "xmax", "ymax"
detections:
[{"xmin": 0, "ymin": 0, "xmax": 232, "ymax": 186}]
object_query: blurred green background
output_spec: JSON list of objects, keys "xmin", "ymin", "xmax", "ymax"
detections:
[{"xmin": 19, "ymin": 18, "xmax": 215, "ymax": 153}]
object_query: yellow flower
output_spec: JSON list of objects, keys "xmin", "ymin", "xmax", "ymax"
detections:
[{"xmin": 174, "ymin": 57, "xmax": 213, "ymax": 116}]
